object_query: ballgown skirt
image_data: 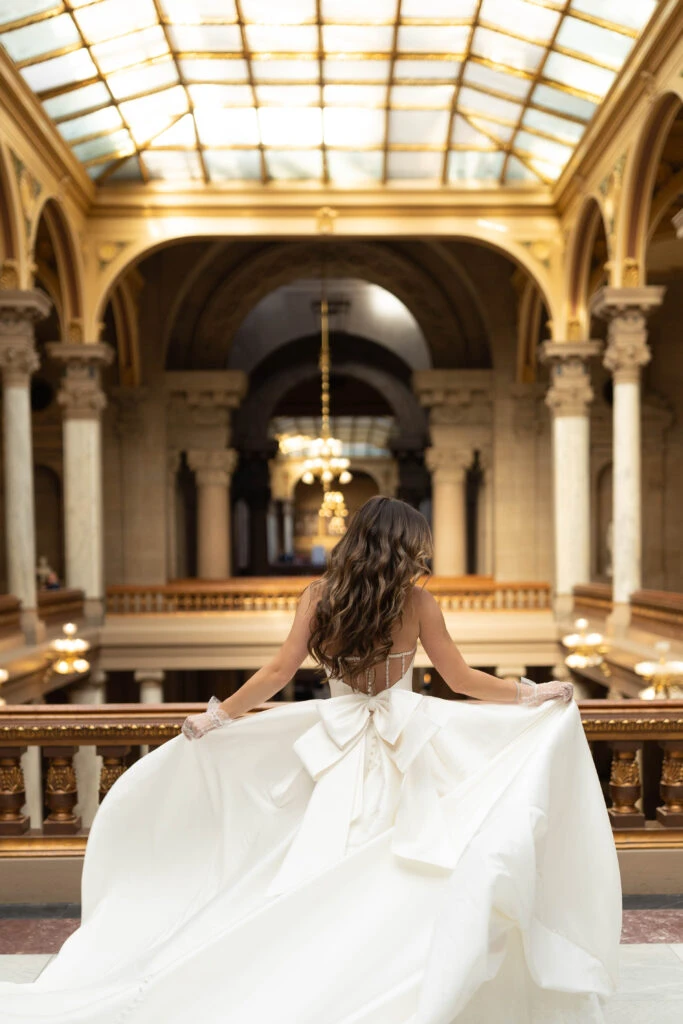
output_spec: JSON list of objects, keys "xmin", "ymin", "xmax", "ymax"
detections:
[{"xmin": 0, "ymin": 678, "xmax": 622, "ymax": 1023}]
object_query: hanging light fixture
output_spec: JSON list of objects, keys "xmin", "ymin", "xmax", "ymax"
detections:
[
  {"xmin": 49, "ymin": 622, "xmax": 90, "ymax": 676},
  {"xmin": 635, "ymin": 641, "xmax": 683, "ymax": 700},
  {"xmin": 562, "ymin": 618, "xmax": 610, "ymax": 674},
  {"xmin": 276, "ymin": 271, "xmax": 351, "ymax": 491}
]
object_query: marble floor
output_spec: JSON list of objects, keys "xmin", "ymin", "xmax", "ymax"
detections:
[{"xmin": 0, "ymin": 902, "xmax": 682, "ymax": 1022}]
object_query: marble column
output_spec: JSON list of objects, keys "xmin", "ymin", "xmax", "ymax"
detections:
[
  {"xmin": 591, "ymin": 287, "xmax": 664, "ymax": 631},
  {"xmin": 188, "ymin": 449, "xmax": 238, "ymax": 578},
  {"xmin": 0, "ymin": 290, "xmax": 51, "ymax": 642},
  {"xmin": 68, "ymin": 670, "xmax": 106, "ymax": 828},
  {"xmin": 135, "ymin": 669, "xmax": 165, "ymax": 704},
  {"xmin": 425, "ymin": 447, "xmax": 469, "ymax": 575},
  {"xmin": 48, "ymin": 343, "xmax": 114, "ymax": 624},
  {"xmin": 282, "ymin": 499, "xmax": 295, "ymax": 559},
  {"xmin": 476, "ymin": 448, "xmax": 494, "ymax": 576},
  {"xmin": 166, "ymin": 450, "xmax": 181, "ymax": 580},
  {"xmin": 541, "ymin": 341, "xmax": 601, "ymax": 621}
]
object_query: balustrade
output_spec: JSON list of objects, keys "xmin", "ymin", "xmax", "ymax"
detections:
[{"xmin": 0, "ymin": 699, "xmax": 680, "ymax": 854}]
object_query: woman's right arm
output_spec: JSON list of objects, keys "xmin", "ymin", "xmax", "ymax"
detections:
[{"xmin": 417, "ymin": 588, "xmax": 572, "ymax": 705}]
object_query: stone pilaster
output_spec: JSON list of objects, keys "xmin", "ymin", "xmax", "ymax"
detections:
[
  {"xmin": 0, "ymin": 290, "xmax": 51, "ymax": 642},
  {"xmin": 48, "ymin": 343, "xmax": 114, "ymax": 624},
  {"xmin": 424, "ymin": 447, "xmax": 471, "ymax": 575},
  {"xmin": 188, "ymin": 448, "xmax": 238, "ymax": 579},
  {"xmin": 541, "ymin": 341, "xmax": 601, "ymax": 621},
  {"xmin": 591, "ymin": 287, "xmax": 664, "ymax": 629}
]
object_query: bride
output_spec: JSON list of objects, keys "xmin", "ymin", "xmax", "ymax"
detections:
[{"xmin": 0, "ymin": 496, "xmax": 621, "ymax": 1023}]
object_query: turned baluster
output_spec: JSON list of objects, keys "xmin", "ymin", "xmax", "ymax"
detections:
[
  {"xmin": 0, "ymin": 746, "xmax": 29, "ymax": 836},
  {"xmin": 43, "ymin": 746, "xmax": 81, "ymax": 835},
  {"xmin": 97, "ymin": 745, "xmax": 131, "ymax": 802},
  {"xmin": 657, "ymin": 742, "xmax": 683, "ymax": 827},
  {"xmin": 608, "ymin": 741, "xmax": 645, "ymax": 828}
]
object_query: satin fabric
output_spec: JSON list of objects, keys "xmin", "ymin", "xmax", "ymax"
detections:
[{"xmin": 0, "ymin": 664, "xmax": 621, "ymax": 1023}]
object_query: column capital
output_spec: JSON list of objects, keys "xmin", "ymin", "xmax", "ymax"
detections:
[
  {"xmin": 591, "ymin": 286, "xmax": 664, "ymax": 384},
  {"xmin": 188, "ymin": 447, "xmax": 238, "ymax": 487},
  {"xmin": 541, "ymin": 340, "xmax": 601, "ymax": 418},
  {"xmin": 413, "ymin": 369, "xmax": 493, "ymax": 426},
  {"xmin": 0, "ymin": 289, "xmax": 51, "ymax": 384},
  {"xmin": 48, "ymin": 342, "xmax": 114, "ymax": 419},
  {"xmin": 425, "ymin": 446, "xmax": 471, "ymax": 483}
]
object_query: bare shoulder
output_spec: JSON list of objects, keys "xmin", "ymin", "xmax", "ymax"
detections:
[
  {"xmin": 411, "ymin": 584, "xmax": 438, "ymax": 612},
  {"xmin": 301, "ymin": 578, "xmax": 325, "ymax": 610}
]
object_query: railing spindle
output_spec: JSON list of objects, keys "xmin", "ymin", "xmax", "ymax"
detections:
[
  {"xmin": 657, "ymin": 742, "xmax": 683, "ymax": 826},
  {"xmin": 43, "ymin": 747, "xmax": 81, "ymax": 835},
  {"xmin": 0, "ymin": 747, "xmax": 29, "ymax": 835},
  {"xmin": 608, "ymin": 742, "xmax": 645, "ymax": 828},
  {"xmin": 97, "ymin": 745, "xmax": 131, "ymax": 802}
]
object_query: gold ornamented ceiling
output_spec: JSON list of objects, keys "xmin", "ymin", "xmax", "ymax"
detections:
[{"xmin": 0, "ymin": 0, "xmax": 658, "ymax": 187}]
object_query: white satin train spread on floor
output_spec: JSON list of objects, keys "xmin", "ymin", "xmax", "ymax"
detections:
[{"xmin": 0, "ymin": 660, "xmax": 621, "ymax": 1024}]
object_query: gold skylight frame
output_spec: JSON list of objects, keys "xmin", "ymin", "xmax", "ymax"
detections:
[{"xmin": 0, "ymin": 0, "xmax": 659, "ymax": 186}]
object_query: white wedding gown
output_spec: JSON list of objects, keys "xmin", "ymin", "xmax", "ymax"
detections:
[{"xmin": 0, "ymin": 654, "xmax": 621, "ymax": 1023}]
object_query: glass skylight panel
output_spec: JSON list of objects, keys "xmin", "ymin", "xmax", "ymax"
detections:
[
  {"xmin": 119, "ymin": 86, "xmax": 188, "ymax": 144},
  {"xmin": 257, "ymin": 84, "xmax": 319, "ymax": 105},
  {"xmin": 469, "ymin": 116, "xmax": 514, "ymax": 143},
  {"xmin": 252, "ymin": 59, "xmax": 319, "ymax": 81},
  {"xmin": 73, "ymin": 128, "xmax": 133, "ymax": 163},
  {"xmin": 265, "ymin": 150, "xmax": 323, "ymax": 181},
  {"xmin": 398, "ymin": 26, "xmax": 469, "ymax": 55},
  {"xmin": 479, "ymin": 0, "xmax": 560, "ymax": 44},
  {"xmin": 472, "ymin": 27, "xmax": 545, "ymax": 74},
  {"xmin": 0, "ymin": 1, "xmax": 63, "ymax": 26},
  {"xmin": 323, "ymin": 108, "xmax": 384, "ymax": 146},
  {"xmin": 505, "ymin": 155, "xmax": 539, "ymax": 183},
  {"xmin": 159, "ymin": 0, "xmax": 238, "ymax": 21},
  {"xmin": 391, "ymin": 85, "xmax": 454, "ymax": 108},
  {"xmin": 389, "ymin": 109, "xmax": 450, "ymax": 146},
  {"xmin": 451, "ymin": 116, "xmax": 496, "ymax": 148},
  {"xmin": 531, "ymin": 83, "xmax": 596, "ymax": 121},
  {"xmin": 259, "ymin": 107, "xmax": 322, "ymax": 146},
  {"xmin": 144, "ymin": 151, "xmax": 204, "ymax": 181},
  {"xmin": 323, "ymin": 60, "xmax": 390, "ymax": 82},
  {"xmin": 0, "ymin": 14, "xmax": 79, "ymax": 63},
  {"xmin": 544, "ymin": 52, "xmax": 615, "ymax": 98},
  {"xmin": 458, "ymin": 86, "xmax": 522, "ymax": 124},
  {"xmin": 190, "ymin": 83, "xmax": 254, "ymax": 106},
  {"xmin": 448, "ymin": 151, "xmax": 505, "ymax": 181},
  {"xmin": 245, "ymin": 25, "xmax": 318, "ymax": 53},
  {"xmin": 323, "ymin": 84, "xmax": 386, "ymax": 107},
  {"xmin": 107, "ymin": 59, "xmax": 179, "ymax": 100},
  {"xmin": 323, "ymin": 26, "xmax": 394, "ymax": 53},
  {"xmin": 401, "ymin": 0, "xmax": 476, "ymax": 15},
  {"xmin": 394, "ymin": 60, "xmax": 460, "ymax": 81},
  {"xmin": 326, "ymin": 151, "xmax": 383, "ymax": 184},
  {"xmin": 557, "ymin": 18, "xmax": 634, "ymax": 68},
  {"xmin": 168, "ymin": 24, "xmax": 242, "ymax": 53},
  {"xmin": 180, "ymin": 58, "xmax": 249, "ymax": 82},
  {"xmin": 464, "ymin": 61, "xmax": 533, "ymax": 100},
  {"xmin": 387, "ymin": 151, "xmax": 442, "ymax": 180},
  {"xmin": 21, "ymin": 48, "xmax": 97, "ymax": 92},
  {"xmin": 44, "ymin": 82, "xmax": 110, "ymax": 120},
  {"xmin": 570, "ymin": 0, "xmax": 657, "ymax": 32},
  {"xmin": 323, "ymin": 0, "xmax": 397, "ymax": 16},
  {"xmin": 204, "ymin": 150, "xmax": 262, "ymax": 181},
  {"xmin": 74, "ymin": 0, "xmax": 157, "ymax": 46},
  {"xmin": 522, "ymin": 108, "xmax": 584, "ymax": 145},
  {"xmin": 195, "ymin": 107, "xmax": 259, "ymax": 146},
  {"xmin": 528, "ymin": 157, "xmax": 562, "ymax": 181},
  {"xmin": 92, "ymin": 26, "xmax": 169, "ymax": 74},
  {"xmin": 243, "ymin": 0, "xmax": 315, "ymax": 21},
  {"xmin": 147, "ymin": 114, "xmax": 197, "ymax": 148},
  {"xmin": 58, "ymin": 106, "xmax": 123, "ymax": 143},
  {"xmin": 515, "ymin": 130, "xmax": 573, "ymax": 169},
  {"xmin": 107, "ymin": 155, "xmax": 143, "ymax": 181}
]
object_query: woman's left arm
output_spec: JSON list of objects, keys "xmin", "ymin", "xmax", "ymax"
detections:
[{"xmin": 182, "ymin": 585, "xmax": 319, "ymax": 739}]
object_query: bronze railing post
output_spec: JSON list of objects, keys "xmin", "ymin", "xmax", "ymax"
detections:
[
  {"xmin": 0, "ymin": 746, "xmax": 29, "ymax": 835},
  {"xmin": 657, "ymin": 742, "xmax": 683, "ymax": 826},
  {"xmin": 608, "ymin": 741, "xmax": 645, "ymax": 828},
  {"xmin": 43, "ymin": 746, "xmax": 81, "ymax": 835},
  {"xmin": 97, "ymin": 746, "xmax": 131, "ymax": 802}
]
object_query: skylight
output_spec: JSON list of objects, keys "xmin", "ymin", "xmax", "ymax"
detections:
[{"xmin": 0, "ymin": 0, "xmax": 659, "ymax": 187}]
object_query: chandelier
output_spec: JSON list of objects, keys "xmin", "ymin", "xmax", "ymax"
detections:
[
  {"xmin": 277, "ymin": 278, "xmax": 351, "ymax": 490},
  {"xmin": 49, "ymin": 622, "xmax": 90, "ymax": 676},
  {"xmin": 562, "ymin": 618, "xmax": 610, "ymax": 674},
  {"xmin": 319, "ymin": 490, "xmax": 349, "ymax": 534},
  {"xmin": 635, "ymin": 641, "xmax": 683, "ymax": 700}
]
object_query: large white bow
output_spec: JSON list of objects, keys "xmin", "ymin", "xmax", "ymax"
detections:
[{"xmin": 267, "ymin": 688, "xmax": 457, "ymax": 897}]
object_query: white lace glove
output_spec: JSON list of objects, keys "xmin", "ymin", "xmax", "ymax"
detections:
[
  {"xmin": 181, "ymin": 696, "xmax": 234, "ymax": 740},
  {"xmin": 514, "ymin": 678, "xmax": 574, "ymax": 707}
]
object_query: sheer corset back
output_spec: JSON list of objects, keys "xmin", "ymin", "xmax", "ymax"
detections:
[{"xmin": 326, "ymin": 647, "xmax": 417, "ymax": 698}]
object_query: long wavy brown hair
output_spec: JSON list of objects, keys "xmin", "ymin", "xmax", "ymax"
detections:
[{"xmin": 308, "ymin": 496, "xmax": 432, "ymax": 686}]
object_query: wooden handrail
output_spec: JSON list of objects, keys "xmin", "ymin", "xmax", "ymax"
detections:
[
  {"xmin": 37, "ymin": 588, "xmax": 85, "ymax": 624},
  {"xmin": 0, "ymin": 594, "xmax": 21, "ymax": 638}
]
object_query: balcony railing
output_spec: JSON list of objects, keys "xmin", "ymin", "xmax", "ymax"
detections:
[
  {"xmin": 0, "ymin": 699, "xmax": 681, "ymax": 855},
  {"xmin": 106, "ymin": 577, "xmax": 552, "ymax": 615},
  {"xmin": 573, "ymin": 585, "xmax": 683, "ymax": 641}
]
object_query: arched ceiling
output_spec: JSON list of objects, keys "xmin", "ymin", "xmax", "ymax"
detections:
[{"xmin": 228, "ymin": 278, "xmax": 431, "ymax": 373}]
